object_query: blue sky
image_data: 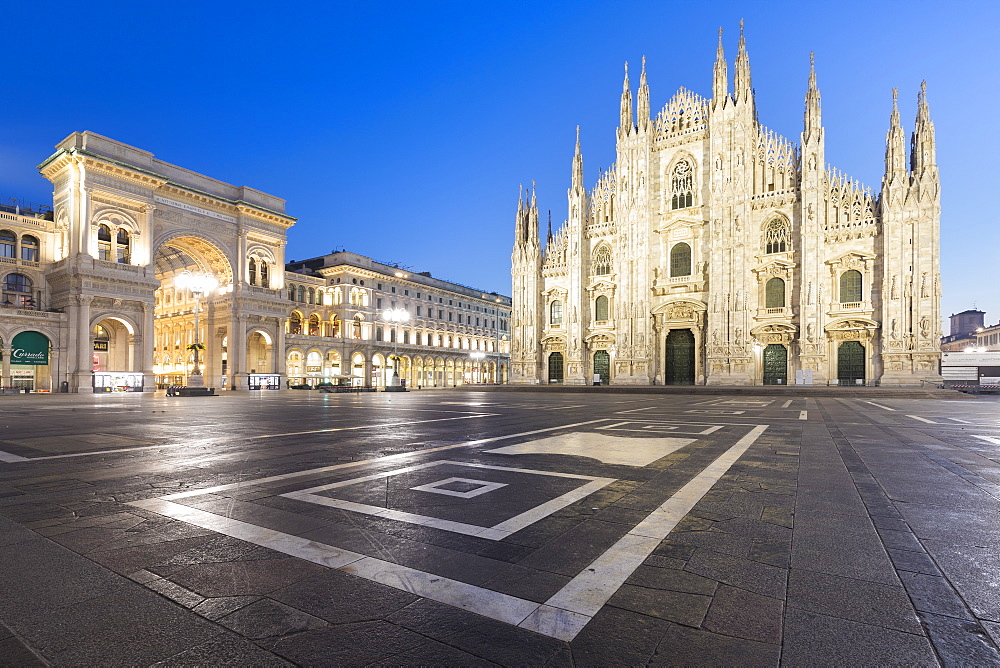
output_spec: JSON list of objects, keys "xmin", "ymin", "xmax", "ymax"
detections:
[{"xmin": 1, "ymin": 0, "xmax": 994, "ymax": 327}]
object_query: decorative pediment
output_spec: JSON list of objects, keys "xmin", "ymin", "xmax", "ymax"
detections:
[
  {"xmin": 751, "ymin": 322, "xmax": 797, "ymax": 336},
  {"xmin": 825, "ymin": 317, "xmax": 879, "ymax": 341},
  {"xmin": 752, "ymin": 258, "xmax": 796, "ymax": 280},
  {"xmin": 584, "ymin": 332, "xmax": 616, "ymax": 345},
  {"xmin": 542, "ymin": 286, "xmax": 568, "ymax": 299},
  {"xmin": 585, "ymin": 278, "xmax": 617, "ymax": 295},
  {"xmin": 653, "ymin": 216, "xmax": 704, "ymax": 238},
  {"xmin": 651, "ymin": 299, "xmax": 706, "ymax": 323},
  {"xmin": 751, "ymin": 322, "xmax": 797, "ymax": 344},
  {"xmin": 540, "ymin": 334, "xmax": 567, "ymax": 351},
  {"xmin": 825, "ymin": 318, "xmax": 879, "ymax": 331},
  {"xmin": 825, "ymin": 251, "xmax": 876, "ymax": 273}
]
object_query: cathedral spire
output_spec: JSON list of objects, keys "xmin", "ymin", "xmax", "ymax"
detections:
[
  {"xmin": 637, "ymin": 56, "xmax": 650, "ymax": 132},
  {"xmin": 546, "ymin": 210, "xmax": 553, "ymax": 246},
  {"xmin": 619, "ymin": 61, "xmax": 633, "ymax": 137},
  {"xmin": 884, "ymin": 88, "xmax": 907, "ymax": 184},
  {"xmin": 712, "ymin": 27, "xmax": 728, "ymax": 108},
  {"xmin": 527, "ymin": 181, "xmax": 540, "ymax": 248},
  {"xmin": 733, "ymin": 20, "xmax": 754, "ymax": 107},
  {"xmin": 514, "ymin": 184, "xmax": 526, "ymax": 247},
  {"xmin": 572, "ymin": 126, "xmax": 584, "ymax": 191},
  {"xmin": 910, "ymin": 81, "xmax": 936, "ymax": 177},
  {"xmin": 803, "ymin": 52, "xmax": 822, "ymax": 143}
]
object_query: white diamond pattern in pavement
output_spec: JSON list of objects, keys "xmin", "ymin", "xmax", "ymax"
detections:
[
  {"xmin": 484, "ymin": 431, "xmax": 695, "ymax": 466},
  {"xmin": 410, "ymin": 477, "xmax": 508, "ymax": 498}
]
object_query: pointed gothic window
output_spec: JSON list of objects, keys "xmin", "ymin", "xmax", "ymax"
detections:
[
  {"xmin": 763, "ymin": 218, "xmax": 790, "ymax": 254},
  {"xmin": 550, "ymin": 300, "xmax": 563, "ymax": 326},
  {"xmin": 765, "ymin": 277, "xmax": 785, "ymax": 308},
  {"xmin": 592, "ymin": 246, "xmax": 612, "ymax": 276},
  {"xmin": 670, "ymin": 243, "xmax": 692, "ymax": 277},
  {"xmin": 840, "ymin": 270, "xmax": 862, "ymax": 303},
  {"xmin": 670, "ymin": 159, "xmax": 694, "ymax": 210},
  {"xmin": 595, "ymin": 295, "xmax": 609, "ymax": 322}
]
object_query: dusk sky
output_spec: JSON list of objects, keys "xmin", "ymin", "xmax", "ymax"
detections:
[{"xmin": 1, "ymin": 0, "xmax": 994, "ymax": 327}]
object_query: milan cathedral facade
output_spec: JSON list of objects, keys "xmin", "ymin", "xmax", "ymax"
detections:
[{"xmin": 510, "ymin": 27, "xmax": 942, "ymax": 387}]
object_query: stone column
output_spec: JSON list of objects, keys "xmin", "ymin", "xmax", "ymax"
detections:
[
  {"xmin": 229, "ymin": 312, "xmax": 248, "ymax": 390},
  {"xmin": 74, "ymin": 295, "xmax": 93, "ymax": 392},
  {"xmin": 2, "ymin": 344, "xmax": 11, "ymax": 389},
  {"xmin": 274, "ymin": 317, "xmax": 286, "ymax": 385},
  {"xmin": 140, "ymin": 302, "xmax": 155, "ymax": 391}
]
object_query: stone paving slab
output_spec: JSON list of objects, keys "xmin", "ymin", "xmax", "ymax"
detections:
[{"xmin": 1, "ymin": 391, "xmax": 1000, "ymax": 664}]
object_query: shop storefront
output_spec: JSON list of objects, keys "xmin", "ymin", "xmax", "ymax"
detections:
[
  {"xmin": 10, "ymin": 331, "xmax": 52, "ymax": 392},
  {"xmin": 248, "ymin": 373, "xmax": 281, "ymax": 390},
  {"xmin": 93, "ymin": 372, "xmax": 145, "ymax": 392}
]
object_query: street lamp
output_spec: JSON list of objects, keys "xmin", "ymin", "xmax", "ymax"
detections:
[
  {"xmin": 175, "ymin": 270, "xmax": 218, "ymax": 387},
  {"xmin": 383, "ymin": 307, "xmax": 409, "ymax": 387},
  {"xmin": 470, "ymin": 351, "xmax": 485, "ymax": 384}
]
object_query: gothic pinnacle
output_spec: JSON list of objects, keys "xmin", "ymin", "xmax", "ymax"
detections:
[
  {"xmin": 619, "ymin": 61, "xmax": 633, "ymax": 134},
  {"xmin": 637, "ymin": 56, "xmax": 650, "ymax": 130},
  {"xmin": 803, "ymin": 52, "xmax": 822, "ymax": 140},
  {"xmin": 712, "ymin": 27, "xmax": 728, "ymax": 106}
]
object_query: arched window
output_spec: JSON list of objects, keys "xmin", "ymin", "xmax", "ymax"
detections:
[
  {"xmin": 595, "ymin": 295, "xmax": 609, "ymax": 321},
  {"xmin": 308, "ymin": 287, "xmax": 315, "ymax": 304},
  {"xmin": 763, "ymin": 218, "xmax": 790, "ymax": 254},
  {"xmin": 3, "ymin": 273, "xmax": 33, "ymax": 307},
  {"xmin": 288, "ymin": 285, "xmax": 295, "ymax": 301},
  {"xmin": 308, "ymin": 314, "xmax": 320, "ymax": 336},
  {"xmin": 670, "ymin": 243, "xmax": 692, "ymax": 277},
  {"xmin": 592, "ymin": 246, "xmax": 612, "ymax": 276},
  {"xmin": 297, "ymin": 286, "xmax": 305, "ymax": 302},
  {"xmin": 260, "ymin": 262, "xmax": 269, "ymax": 288},
  {"xmin": 331, "ymin": 315, "xmax": 340, "ymax": 337},
  {"xmin": 0, "ymin": 230, "xmax": 14, "ymax": 259},
  {"xmin": 376, "ymin": 326, "xmax": 384, "ymax": 341},
  {"xmin": 116, "ymin": 229, "xmax": 130, "ymax": 263},
  {"xmin": 550, "ymin": 300, "xmax": 563, "ymax": 325},
  {"xmin": 20, "ymin": 235, "xmax": 38, "ymax": 262},
  {"xmin": 840, "ymin": 270, "xmax": 863, "ymax": 303},
  {"xmin": 289, "ymin": 312, "xmax": 303, "ymax": 335},
  {"xmin": 403, "ymin": 330, "xmax": 410, "ymax": 344},
  {"xmin": 248, "ymin": 258, "xmax": 257, "ymax": 285},
  {"xmin": 353, "ymin": 315, "xmax": 363, "ymax": 339},
  {"xmin": 97, "ymin": 225, "xmax": 112, "ymax": 261},
  {"xmin": 670, "ymin": 159, "xmax": 694, "ymax": 210},
  {"xmin": 765, "ymin": 277, "xmax": 785, "ymax": 308}
]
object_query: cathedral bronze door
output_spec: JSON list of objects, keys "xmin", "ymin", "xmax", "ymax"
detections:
[
  {"xmin": 837, "ymin": 341, "xmax": 865, "ymax": 386},
  {"xmin": 665, "ymin": 329, "xmax": 695, "ymax": 385},
  {"xmin": 762, "ymin": 344, "xmax": 787, "ymax": 385},
  {"xmin": 548, "ymin": 352, "xmax": 564, "ymax": 384},
  {"xmin": 593, "ymin": 350, "xmax": 610, "ymax": 385}
]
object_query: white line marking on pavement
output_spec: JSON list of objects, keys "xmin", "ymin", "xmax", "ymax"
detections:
[
  {"xmin": 947, "ymin": 418, "xmax": 973, "ymax": 424},
  {"xmin": 974, "ymin": 435, "xmax": 1000, "ymax": 446},
  {"xmin": 160, "ymin": 419, "xmax": 609, "ymax": 499},
  {"xmin": 781, "ymin": 400, "xmax": 792, "ymax": 408},
  {"xmin": 614, "ymin": 407, "xmax": 654, "ymax": 414},
  {"xmin": 518, "ymin": 424, "xmax": 769, "ymax": 640},
  {"xmin": 282, "ymin": 459, "xmax": 615, "ymax": 540},
  {"xmin": 907, "ymin": 415, "xmax": 938, "ymax": 424},
  {"xmin": 0, "ymin": 451, "xmax": 29, "ymax": 462},
  {"xmin": 865, "ymin": 401, "xmax": 896, "ymax": 411},
  {"xmin": 0, "ymin": 414, "xmax": 500, "ymax": 463},
  {"xmin": 799, "ymin": 411, "xmax": 808, "ymax": 420},
  {"xmin": 133, "ymin": 423, "xmax": 769, "ymax": 643}
]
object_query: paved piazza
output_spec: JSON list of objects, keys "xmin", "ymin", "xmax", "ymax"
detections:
[{"xmin": 2, "ymin": 390, "xmax": 1000, "ymax": 665}]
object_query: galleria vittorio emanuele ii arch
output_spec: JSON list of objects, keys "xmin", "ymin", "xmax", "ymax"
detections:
[{"xmin": 27, "ymin": 131, "xmax": 293, "ymax": 392}]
